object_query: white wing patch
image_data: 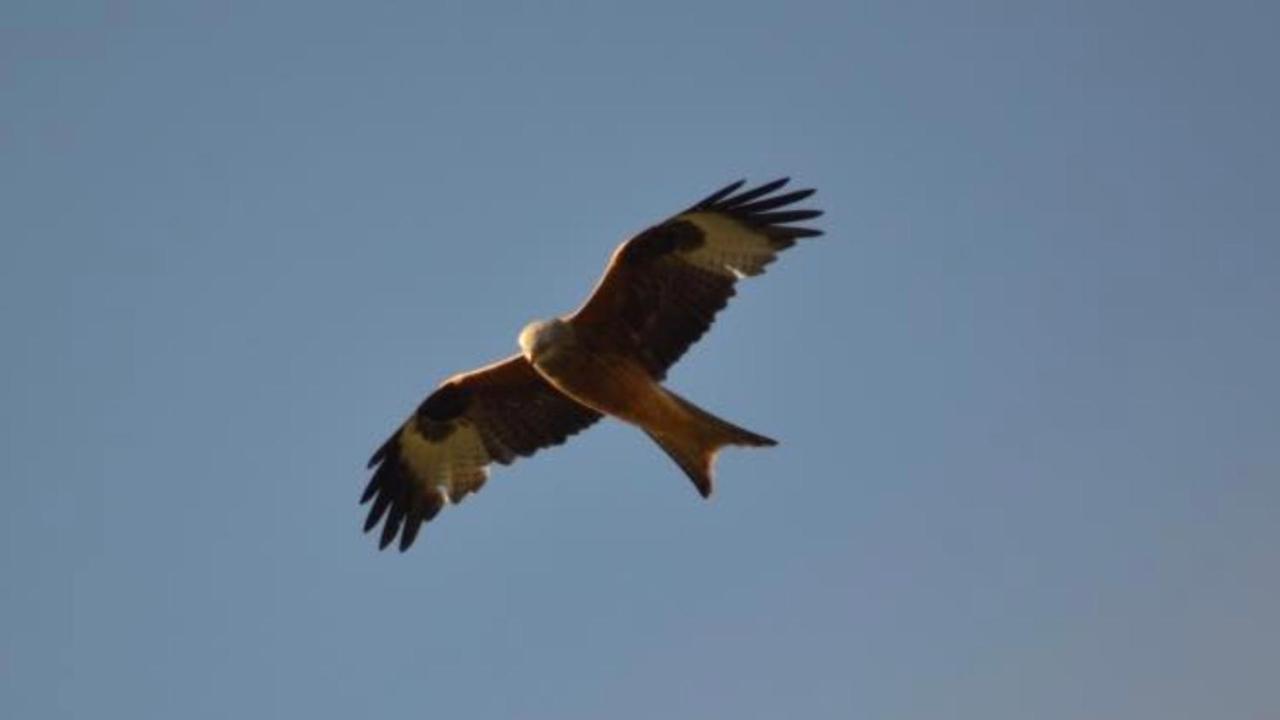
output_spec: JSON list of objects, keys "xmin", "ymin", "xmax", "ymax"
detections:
[
  {"xmin": 398, "ymin": 420, "xmax": 490, "ymax": 505},
  {"xmin": 679, "ymin": 211, "xmax": 782, "ymax": 278}
]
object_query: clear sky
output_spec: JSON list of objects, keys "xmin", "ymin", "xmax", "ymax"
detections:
[{"xmin": 2, "ymin": 1, "xmax": 1277, "ymax": 718}]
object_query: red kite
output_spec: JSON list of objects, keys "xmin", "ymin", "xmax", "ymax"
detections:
[{"xmin": 361, "ymin": 178, "xmax": 822, "ymax": 550}]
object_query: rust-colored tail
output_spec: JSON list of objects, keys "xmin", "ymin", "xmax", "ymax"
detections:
[{"xmin": 645, "ymin": 390, "xmax": 777, "ymax": 498}]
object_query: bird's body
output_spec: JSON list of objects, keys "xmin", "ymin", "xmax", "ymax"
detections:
[
  {"xmin": 520, "ymin": 317, "xmax": 776, "ymax": 495},
  {"xmin": 361, "ymin": 178, "xmax": 822, "ymax": 550},
  {"xmin": 520, "ymin": 318, "xmax": 661, "ymax": 427}
]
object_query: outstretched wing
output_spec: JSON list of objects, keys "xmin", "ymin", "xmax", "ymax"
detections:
[
  {"xmin": 569, "ymin": 178, "xmax": 822, "ymax": 379},
  {"xmin": 361, "ymin": 355, "xmax": 601, "ymax": 551}
]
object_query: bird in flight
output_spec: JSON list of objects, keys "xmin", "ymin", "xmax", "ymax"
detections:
[{"xmin": 361, "ymin": 178, "xmax": 823, "ymax": 550}]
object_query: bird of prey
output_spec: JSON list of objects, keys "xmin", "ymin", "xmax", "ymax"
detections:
[{"xmin": 361, "ymin": 178, "xmax": 823, "ymax": 550}]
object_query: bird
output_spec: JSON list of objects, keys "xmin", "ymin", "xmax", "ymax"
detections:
[{"xmin": 360, "ymin": 177, "xmax": 823, "ymax": 550}]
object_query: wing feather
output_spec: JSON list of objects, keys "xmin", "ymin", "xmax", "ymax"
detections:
[
  {"xmin": 570, "ymin": 178, "xmax": 822, "ymax": 379},
  {"xmin": 702, "ymin": 176, "xmax": 789, "ymax": 208},
  {"xmin": 689, "ymin": 178, "xmax": 746, "ymax": 207},
  {"xmin": 361, "ymin": 355, "xmax": 601, "ymax": 550}
]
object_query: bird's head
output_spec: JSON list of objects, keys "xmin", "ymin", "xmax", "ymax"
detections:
[{"xmin": 519, "ymin": 317, "xmax": 574, "ymax": 363}]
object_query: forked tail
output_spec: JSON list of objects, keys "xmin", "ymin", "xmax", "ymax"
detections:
[{"xmin": 644, "ymin": 390, "xmax": 776, "ymax": 498}]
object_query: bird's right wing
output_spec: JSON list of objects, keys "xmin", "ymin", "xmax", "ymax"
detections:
[{"xmin": 361, "ymin": 354, "xmax": 602, "ymax": 551}]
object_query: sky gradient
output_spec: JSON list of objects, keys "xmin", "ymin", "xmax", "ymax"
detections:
[{"xmin": 2, "ymin": 1, "xmax": 1277, "ymax": 718}]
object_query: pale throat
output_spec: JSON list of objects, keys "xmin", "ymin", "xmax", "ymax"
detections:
[{"xmin": 518, "ymin": 318, "xmax": 575, "ymax": 363}]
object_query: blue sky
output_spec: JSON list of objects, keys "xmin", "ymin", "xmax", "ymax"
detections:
[{"xmin": 2, "ymin": 1, "xmax": 1277, "ymax": 718}]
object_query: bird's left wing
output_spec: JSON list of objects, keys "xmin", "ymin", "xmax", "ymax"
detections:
[
  {"xmin": 361, "ymin": 354, "xmax": 601, "ymax": 551},
  {"xmin": 569, "ymin": 178, "xmax": 823, "ymax": 380}
]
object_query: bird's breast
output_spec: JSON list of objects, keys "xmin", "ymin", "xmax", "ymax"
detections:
[{"xmin": 529, "ymin": 344, "xmax": 672, "ymax": 429}]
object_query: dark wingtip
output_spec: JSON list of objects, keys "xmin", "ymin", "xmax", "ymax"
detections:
[
  {"xmin": 398, "ymin": 522, "xmax": 421, "ymax": 551},
  {"xmin": 399, "ymin": 503, "xmax": 424, "ymax": 551},
  {"xmin": 690, "ymin": 179, "xmax": 747, "ymax": 210},
  {"xmin": 782, "ymin": 227, "xmax": 824, "ymax": 238},
  {"xmin": 368, "ymin": 432, "xmax": 398, "ymax": 469},
  {"xmin": 379, "ymin": 504, "xmax": 405, "ymax": 550},
  {"xmin": 735, "ymin": 188, "xmax": 816, "ymax": 214},
  {"xmin": 716, "ymin": 177, "xmax": 790, "ymax": 208},
  {"xmin": 753, "ymin": 209, "xmax": 824, "ymax": 224},
  {"xmin": 690, "ymin": 178, "xmax": 821, "ymax": 237},
  {"xmin": 359, "ymin": 473, "xmax": 380, "ymax": 504},
  {"xmin": 363, "ymin": 493, "xmax": 390, "ymax": 533}
]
